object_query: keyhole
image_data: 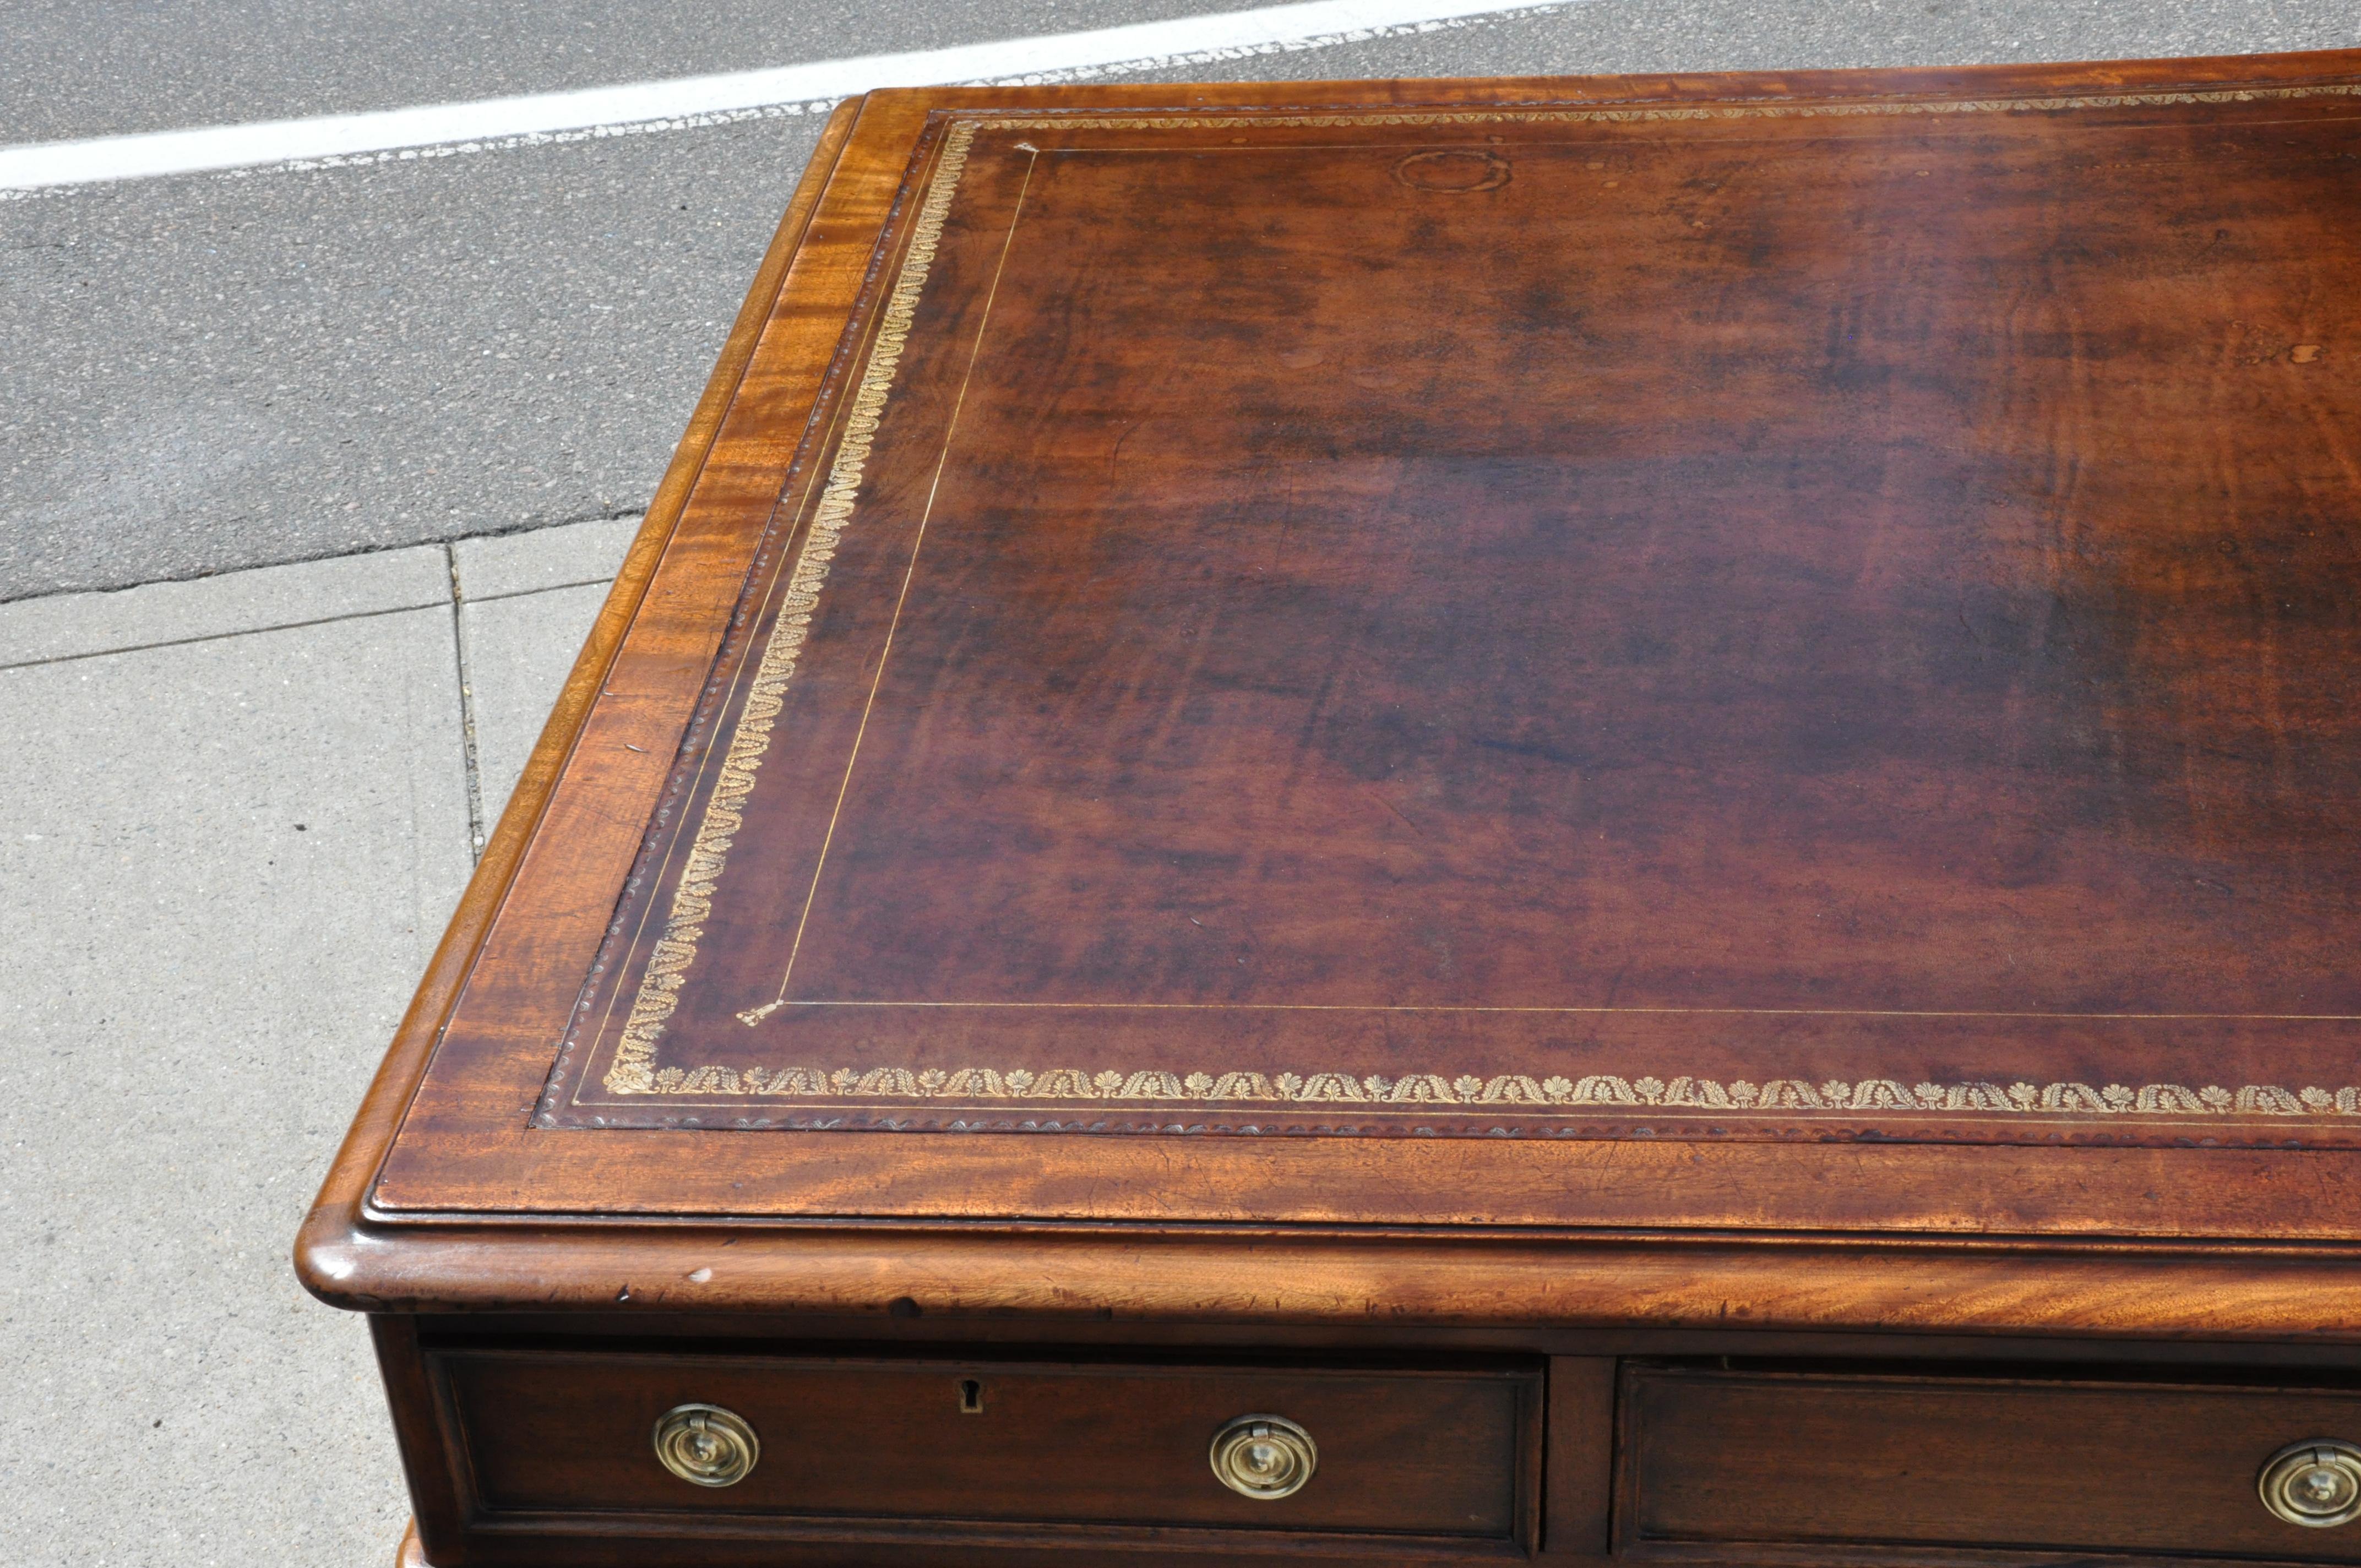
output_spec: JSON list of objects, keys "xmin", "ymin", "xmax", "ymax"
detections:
[{"xmin": 958, "ymin": 1379, "xmax": 983, "ymax": 1414}]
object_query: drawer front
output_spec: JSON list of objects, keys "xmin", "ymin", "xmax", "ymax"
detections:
[
  {"xmin": 432, "ymin": 1348, "xmax": 1538, "ymax": 1547},
  {"xmin": 1619, "ymin": 1363, "xmax": 2361, "ymax": 1562}
]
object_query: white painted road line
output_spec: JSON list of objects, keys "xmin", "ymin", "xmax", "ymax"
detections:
[{"xmin": 0, "ymin": 0, "xmax": 1586, "ymax": 191}]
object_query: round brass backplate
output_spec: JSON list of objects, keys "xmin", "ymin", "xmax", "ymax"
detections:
[
  {"xmin": 1210, "ymin": 1414, "xmax": 1318, "ymax": 1500},
  {"xmin": 2260, "ymin": 1440, "xmax": 2361, "ymax": 1528},
  {"xmin": 652, "ymin": 1403, "xmax": 760, "ymax": 1488}
]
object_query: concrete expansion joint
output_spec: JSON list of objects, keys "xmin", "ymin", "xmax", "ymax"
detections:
[{"xmin": 445, "ymin": 541, "xmax": 490, "ymax": 862}]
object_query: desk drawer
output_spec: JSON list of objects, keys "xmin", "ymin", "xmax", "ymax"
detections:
[
  {"xmin": 1619, "ymin": 1363, "xmax": 2361, "ymax": 1563},
  {"xmin": 429, "ymin": 1348, "xmax": 1538, "ymax": 1554}
]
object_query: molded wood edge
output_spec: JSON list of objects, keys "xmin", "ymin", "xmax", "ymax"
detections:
[{"xmin": 295, "ymin": 1217, "xmax": 2361, "ymax": 1337}]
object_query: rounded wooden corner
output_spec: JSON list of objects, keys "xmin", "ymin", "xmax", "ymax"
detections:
[{"xmin": 292, "ymin": 1198, "xmax": 386, "ymax": 1313}]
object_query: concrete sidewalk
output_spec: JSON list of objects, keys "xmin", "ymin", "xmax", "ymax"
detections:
[{"xmin": 0, "ymin": 516, "xmax": 637, "ymax": 1566}]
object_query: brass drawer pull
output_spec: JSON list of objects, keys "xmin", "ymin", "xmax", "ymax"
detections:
[
  {"xmin": 653, "ymin": 1403, "xmax": 760, "ymax": 1487},
  {"xmin": 1210, "ymin": 1414, "xmax": 1317, "ymax": 1500},
  {"xmin": 2260, "ymin": 1440, "xmax": 2361, "ymax": 1527}
]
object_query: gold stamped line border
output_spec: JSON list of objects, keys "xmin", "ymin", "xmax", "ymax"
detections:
[
  {"xmin": 633, "ymin": 1065, "xmax": 2361, "ymax": 1120},
  {"xmin": 602, "ymin": 121, "xmax": 978, "ymax": 1095},
  {"xmin": 593, "ymin": 79, "xmax": 2361, "ymax": 1103}
]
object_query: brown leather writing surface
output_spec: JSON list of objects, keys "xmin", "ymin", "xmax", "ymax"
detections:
[{"xmin": 529, "ymin": 83, "xmax": 2361, "ymax": 1142}]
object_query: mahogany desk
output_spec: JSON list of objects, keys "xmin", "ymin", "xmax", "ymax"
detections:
[{"xmin": 304, "ymin": 48, "xmax": 2361, "ymax": 1567}]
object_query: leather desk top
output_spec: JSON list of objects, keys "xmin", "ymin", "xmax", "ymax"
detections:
[{"xmin": 312, "ymin": 51, "xmax": 2361, "ymax": 1304}]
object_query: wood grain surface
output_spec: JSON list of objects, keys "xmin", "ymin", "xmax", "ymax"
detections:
[
  {"xmin": 436, "ymin": 1349, "xmax": 1535, "ymax": 1540},
  {"xmin": 1618, "ymin": 1362, "xmax": 2361, "ymax": 1561}
]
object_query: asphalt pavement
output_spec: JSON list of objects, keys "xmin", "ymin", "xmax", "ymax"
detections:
[{"xmin": 3, "ymin": 3, "xmax": 2357, "ymax": 1564}]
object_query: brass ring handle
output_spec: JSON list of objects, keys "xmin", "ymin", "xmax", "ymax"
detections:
[
  {"xmin": 652, "ymin": 1403, "xmax": 760, "ymax": 1487},
  {"xmin": 1210, "ymin": 1414, "xmax": 1318, "ymax": 1500},
  {"xmin": 2260, "ymin": 1440, "xmax": 2361, "ymax": 1527}
]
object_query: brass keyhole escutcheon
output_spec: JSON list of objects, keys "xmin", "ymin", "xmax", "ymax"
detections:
[
  {"xmin": 653, "ymin": 1403, "xmax": 760, "ymax": 1488},
  {"xmin": 1210, "ymin": 1414, "xmax": 1317, "ymax": 1500},
  {"xmin": 2260, "ymin": 1440, "xmax": 2361, "ymax": 1527}
]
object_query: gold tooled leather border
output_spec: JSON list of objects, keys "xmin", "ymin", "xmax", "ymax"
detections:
[{"xmin": 628, "ymin": 1064, "xmax": 2361, "ymax": 1120}]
